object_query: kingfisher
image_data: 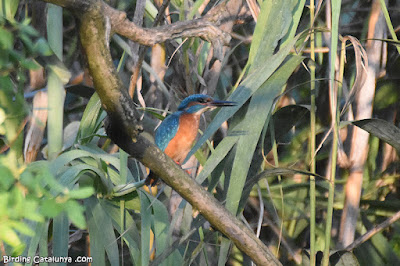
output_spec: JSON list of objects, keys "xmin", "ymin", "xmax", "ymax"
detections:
[{"xmin": 145, "ymin": 94, "xmax": 235, "ymax": 186}]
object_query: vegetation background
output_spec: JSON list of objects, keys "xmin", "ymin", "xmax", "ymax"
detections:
[{"xmin": 1, "ymin": 0, "xmax": 400, "ymax": 265}]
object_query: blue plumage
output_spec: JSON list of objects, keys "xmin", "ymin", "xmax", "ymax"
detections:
[
  {"xmin": 178, "ymin": 94, "xmax": 211, "ymax": 111},
  {"xmin": 155, "ymin": 111, "xmax": 181, "ymax": 151},
  {"xmin": 155, "ymin": 95, "xmax": 211, "ymax": 151},
  {"xmin": 145, "ymin": 94, "xmax": 235, "ymax": 186},
  {"xmin": 155, "ymin": 94, "xmax": 236, "ymax": 151}
]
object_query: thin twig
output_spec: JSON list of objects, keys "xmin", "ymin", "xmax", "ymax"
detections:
[{"xmin": 345, "ymin": 211, "xmax": 400, "ymax": 251}]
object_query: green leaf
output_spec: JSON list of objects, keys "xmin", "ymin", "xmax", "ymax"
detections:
[
  {"xmin": 0, "ymin": 0, "xmax": 19, "ymax": 20},
  {"xmin": 243, "ymin": 167, "xmax": 326, "ymax": 202},
  {"xmin": 145, "ymin": 108, "xmax": 167, "ymax": 121},
  {"xmin": 77, "ymin": 93, "xmax": 104, "ymax": 144},
  {"xmin": 80, "ymin": 144, "xmax": 136, "ymax": 181},
  {"xmin": 263, "ymin": 105, "xmax": 310, "ymax": 153},
  {"xmin": 378, "ymin": 0, "xmax": 400, "ymax": 55},
  {"xmin": 50, "ymin": 149, "xmax": 100, "ymax": 175},
  {"xmin": 19, "ymin": 33, "xmax": 35, "ymax": 53},
  {"xmin": 146, "ymin": 194, "xmax": 170, "ymax": 259},
  {"xmin": 0, "ymin": 164, "xmax": 15, "ymax": 190},
  {"xmin": 86, "ymin": 197, "xmax": 120, "ymax": 265},
  {"xmin": 0, "ymin": 27, "xmax": 14, "ymax": 50},
  {"xmin": 40, "ymin": 199, "xmax": 63, "ymax": 217},
  {"xmin": 47, "ymin": 4, "xmax": 63, "ymax": 58},
  {"xmin": 140, "ymin": 191, "xmax": 152, "ymax": 266},
  {"xmin": 25, "ymin": 221, "xmax": 48, "ymax": 259},
  {"xmin": 374, "ymin": 81, "xmax": 398, "ymax": 110},
  {"xmin": 19, "ymin": 23, "xmax": 39, "ymax": 38},
  {"xmin": 280, "ymin": 0, "xmax": 306, "ymax": 47},
  {"xmin": 53, "ymin": 212, "xmax": 69, "ymax": 264},
  {"xmin": 33, "ymin": 38, "xmax": 54, "ymax": 56},
  {"xmin": 218, "ymin": 53, "xmax": 303, "ymax": 265},
  {"xmin": 101, "ymin": 200, "xmax": 141, "ymax": 265},
  {"xmin": 65, "ymin": 200, "xmax": 86, "ymax": 229},
  {"xmin": 196, "ymin": 137, "xmax": 237, "ymax": 185},
  {"xmin": 19, "ymin": 199, "xmax": 43, "ymax": 222},
  {"xmin": 0, "ymin": 224, "xmax": 23, "ymax": 248},
  {"xmin": 187, "ymin": 36, "xmax": 301, "ymax": 162},
  {"xmin": 112, "ymin": 182, "xmax": 143, "ymax": 208},
  {"xmin": 86, "ymin": 199, "xmax": 106, "ymax": 266},
  {"xmin": 20, "ymin": 57, "xmax": 41, "ymax": 69},
  {"xmin": 247, "ymin": 0, "xmax": 298, "ymax": 70},
  {"xmin": 38, "ymin": 221, "xmax": 49, "ymax": 260},
  {"xmin": 226, "ymin": 55, "xmax": 304, "ymax": 215},
  {"xmin": 68, "ymin": 186, "xmax": 95, "ymax": 199},
  {"xmin": 24, "ymin": 161, "xmax": 66, "ymax": 194},
  {"xmin": 352, "ymin": 118, "xmax": 400, "ymax": 152},
  {"xmin": 48, "ymin": 63, "xmax": 71, "ymax": 85},
  {"xmin": 9, "ymin": 221, "xmax": 35, "ymax": 236},
  {"xmin": 366, "ymin": 220, "xmax": 400, "ymax": 265}
]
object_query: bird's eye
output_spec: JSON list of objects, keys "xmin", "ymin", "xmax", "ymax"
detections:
[{"xmin": 198, "ymin": 98, "xmax": 207, "ymax": 103}]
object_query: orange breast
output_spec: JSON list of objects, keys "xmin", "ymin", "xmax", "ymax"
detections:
[{"xmin": 164, "ymin": 113, "xmax": 200, "ymax": 163}]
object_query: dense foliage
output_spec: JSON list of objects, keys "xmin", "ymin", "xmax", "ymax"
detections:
[{"xmin": 0, "ymin": 0, "xmax": 399, "ymax": 265}]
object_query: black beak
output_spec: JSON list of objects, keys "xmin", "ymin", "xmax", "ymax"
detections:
[{"xmin": 208, "ymin": 100, "xmax": 236, "ymax": 107}]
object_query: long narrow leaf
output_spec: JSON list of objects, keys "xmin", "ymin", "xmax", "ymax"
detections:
[
  {"xmin": 25, "ymin": 222, "xmax": 48, "ymax": 260},
  {"xmin": 86, "ymin": 200, "xmax": 106, "ymax": 266},
  {"xmin": 219, "ymin": 55, "xmax": 303, "ymax": 263},
  {"xmin": 323, "ymin": 0, "xmax": 342, "ymax": 265},
  {"xmin": 352, "ymin": 118, "xmax": 400, "ymax": 152},
  {"xmin": 225, "ymin": 55, "xmax": 304, "ymax": 216},
  {"xmin": 247, "ymin": 0, "xmax": 298, "ymax": 69},
  {"xmin": 86, "ymin": 197, "xmax": 120, "ymax": 266},
  {"xmin": 187, "ymin": 36, "xmax": 300, "ymax": 162},
  {"xmin": 140, "ymin": 191, "xmax": 152, "ymax": 266},
  {"xmin": 77, "ymin": 92, "xmax": 104, "ymax": 144},
  {"xmin": 102, "ymin": 200, "xmax": 141, "ymax": 265},
  {"xmin": 52, "ymin": 212, "xmax": 69, "ymax": 266},
  {"xmin": 46, "ymin": 4, "xmax": 64, "ymax": 160},
  {"xmin": 147, "ymin": 193, "xmax": 174, "ymax": 265}
]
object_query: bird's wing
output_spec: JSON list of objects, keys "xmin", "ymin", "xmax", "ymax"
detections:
[{"xmin": 155, "ymin": 112, "xmax": 180, "ymax": 151}]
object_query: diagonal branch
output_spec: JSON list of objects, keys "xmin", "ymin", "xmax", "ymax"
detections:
[
  {"xmin": 41, "ymin": 0, "xmax": 280, "ymax": 264},
  {"xmin": 345, "ymin": 210, "xmax": 400, "ymax": 251}
]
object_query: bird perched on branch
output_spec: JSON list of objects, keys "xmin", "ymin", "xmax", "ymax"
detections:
[{"xmin": 145, "ymin": 94, "xmax": 235, "ymax": 186}]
